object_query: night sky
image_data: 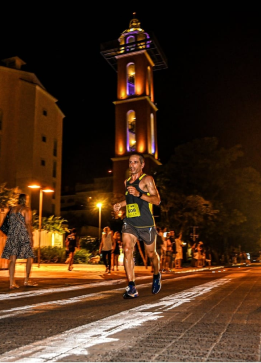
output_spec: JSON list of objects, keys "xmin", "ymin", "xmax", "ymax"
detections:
[{"xmin": 2, "ymin": 5, "xmax": 261, "ymax": 188}]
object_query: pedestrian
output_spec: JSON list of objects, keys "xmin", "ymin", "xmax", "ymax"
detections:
[
  {"xmin": 1, "ymin": 193, "xmax": 38, "ymax": 289},
  {"xmin": 113, "ymin": 152, "xmax": 161, "ymax": 298},
  {"xmin": 99, "ymin": 226, "xmax": 114, "ymax": 274},
  {"xmin": 112, "ymin": 231, "xmax": 121, "ymax": 271},
  {"xmin": 164, "ymin": 233, "xmax": 173, "ymax": 272},
  {"xmin": 175, "ymin": 232, "xmax": 186, "ymax": 268},
  {"xmin": 65, "ymin": 228, "xmax": 77, "ymax": 271}
]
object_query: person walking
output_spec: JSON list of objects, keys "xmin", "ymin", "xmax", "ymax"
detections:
[
  {"xmin": 99, "ymin": 226, "xmax": 114, "ymax": 274},
  {"xmin": 113, "ymin": 152, "xmax": 161, "ymax": 298},
  {"xmin": 112, "ymin": 231, "xmax": 121, "ymax": 271},
  {"xmin": 175, "ymin": 232, "xmax": 186, "ymax": 269},
  {"xmin": 65, "ymin": 228, "xmax": 77, "ymax": 271},
  {"xmin": 1, "ymin": 193, "xmax": 38, "ymax": 289}
]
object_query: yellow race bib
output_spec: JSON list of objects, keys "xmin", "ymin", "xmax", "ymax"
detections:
[{"xmin": 126, "ymin": 203, "xmax": 141, "ymax": 218}]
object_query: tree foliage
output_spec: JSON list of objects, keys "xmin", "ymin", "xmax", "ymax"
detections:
[
  {"xmin": 0, "ymin": 183, "xmax": 20, "ymax": 207},
  {"xmin": 155, "ymin": 137, "xmax": 261, "ymax": 253},
  {"xmin": 32, "ymin": 212, "xmax": 69, "ymax": 234}
]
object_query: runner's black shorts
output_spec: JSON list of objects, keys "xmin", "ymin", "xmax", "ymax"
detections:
[{"xmin": 122, "ymin": 222, "xmax": 157, "ymax": 245}]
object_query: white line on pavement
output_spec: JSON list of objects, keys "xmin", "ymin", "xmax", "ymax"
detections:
[
  {"xmin": 0, "ymin": 275, "xmax": 198, "ymax": 319},
  {"xmin": 0, "ymin": 278, "xmax": 231, "ymax": 362}
]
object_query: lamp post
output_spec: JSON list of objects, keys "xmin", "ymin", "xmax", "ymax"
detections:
[
  {"xmin": 96, "ymin": 203, "xmax": 102, "ymax": 241},
  {"xmin": 28, "ymin": 185, "xmax": 54, "ymax": 268}
]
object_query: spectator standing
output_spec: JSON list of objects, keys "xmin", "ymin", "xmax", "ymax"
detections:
[
  {"xmin": 65, "ymin": 228, "xmax": 77, "ymax": 271},
  {"xmin": 165, "ymin": 234, "xmax": 173, "ymax": 272},
  {"xmin": 1, "ymin": 193, "xmax": 37, "ymax": 289},
  {"xmin": 112, "ymin": 231, "xmax": 121, "ymax": 271},
  {"xmin": 175, "ymin": 232, "xmax": 186, "ymax": 268},
  {"xmin": 99, "ymin": 226, "xmax": 114, "ymax": 274}
]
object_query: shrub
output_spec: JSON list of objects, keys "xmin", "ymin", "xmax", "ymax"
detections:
[
  {"xmin": 73, "ymin": 249, "xmax": 91, "ymax": 264},
  {"xmin": 33, "ymin": 246, "xmax": 65, "ymax": 263},
  {"xmin": 80, "ymin": 236, "xmax": 99, "ymax": 251}
]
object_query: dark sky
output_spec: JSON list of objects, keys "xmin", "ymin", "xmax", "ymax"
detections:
[{"xmin": 2, "ymin": 5, "xmax": 261, "ymax": 188}]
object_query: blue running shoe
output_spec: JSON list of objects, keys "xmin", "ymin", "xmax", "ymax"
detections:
[
  {"xmin": 123, "ymin": 285, "xmax": 139, "ymax": 299},
  {"xmin": 152, "ymin": 272, "xmax": 161, "ymax": 294}
]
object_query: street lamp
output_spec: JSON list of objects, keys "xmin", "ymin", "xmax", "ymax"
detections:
[
  {"xmin": 28, "ymin": 185, "xmax": 54, "ymax": 268},
  {"xmin": 96, "ymin": 203, "xmax": 102, "ymax": 241}
]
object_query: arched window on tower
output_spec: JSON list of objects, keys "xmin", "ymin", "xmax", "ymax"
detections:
[
  {"xmin": 127, "ymin": 110, "xmax": 136, "ymax": 152},
  {"xmin": 127, "ymin": 63, "xmax": 135, "ymax": 96},
  {"xmin": 126, "ymin": 35, "xmax": 135, "ymax": 51},
  {"xmin": 150, "ymin": 113, "xmax": 155, "ymax": 154}
]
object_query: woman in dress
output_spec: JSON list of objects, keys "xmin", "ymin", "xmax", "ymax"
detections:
[
  {"xmin": 1, "ymin": 193, "xmax": 37, "ymax": 289},
  {"xmin": 65, "ymin": 228, "xmax": 77, "ymax": 271}
]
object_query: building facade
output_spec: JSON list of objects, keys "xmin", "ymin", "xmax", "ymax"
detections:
[{"xmin": 0, "ymin": 56, "xmax": 64, "ymax": 215}]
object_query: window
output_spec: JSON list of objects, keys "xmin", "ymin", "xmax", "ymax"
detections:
[
  {"xmin": 0, "ymin": 109, "xmax": 2, "ymax": 131},
  {"xmin": 127, "ymin": 63, "xmax": 135, "ymax": 96},
  {"xmin": 53, "ymin": 161, "xmax": 57, "ymax": 178},
  {"xmin": 127, "ymin": 110, "xmax": 136, "ymax": 152},
  {"xmin": 42, "ymin": 135, "xmax": 46, "ymax": 142},
  {"xmin": 43, "ymin": 109, "xmax": 47, "ymax": 116},
  {"xmin": 41, "ymin": 159, "xmax": 45, "ymax": 166},
  {"xmin": 53, "ymin": 139, "xmax": 57, "ymax": 157},
  {"xmin": 126, "ymin": 35, "xmax": 135, "ymax": 51}
]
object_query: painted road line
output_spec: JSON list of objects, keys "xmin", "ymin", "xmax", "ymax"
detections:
[
  {"xmin": 0, "ymin": 278, "xmax": 231, "ymax": 362},
  {"xmin": 0, "ymin": 275, "xmax": 200, "ymax": 319}
]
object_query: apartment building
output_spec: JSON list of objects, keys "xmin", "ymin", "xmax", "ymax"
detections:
[{"xmin": 0, "ymin": 56, "xmax": 64, "ymax": 215}]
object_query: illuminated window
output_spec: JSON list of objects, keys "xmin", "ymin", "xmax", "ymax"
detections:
[
  {"xmin": 127, "ymin": 110, "xmax": 136, "ymax": 152},
  {"xmin": 127, "ymin": 63, "xmax": 135, "ymax": 96},
  {"xmin": 150, "ymin": 113, "xmax": 155, "ymax": 154}
]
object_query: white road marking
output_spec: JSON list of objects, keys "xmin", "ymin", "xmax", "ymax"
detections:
[
  {"xmin": 0, "ymin": 275, "xmax": 198, "ymax": 319},
  {"xmin": 0, "ymin": 278, "xmax": 231, "ymax": 362}
]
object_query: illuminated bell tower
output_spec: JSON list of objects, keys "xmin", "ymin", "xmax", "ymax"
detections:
[{"xmin": 101, "ymin": 13, "xmax": 168, "ymax": 195}]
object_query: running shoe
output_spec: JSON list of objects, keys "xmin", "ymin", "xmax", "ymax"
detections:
[
  {"xmin": 123, "ymin": 285, "xmax": 139, "ymax": 299},
  {"xmin": 152, "ymin": 272, "xmax": 161, "ymax": 294}
]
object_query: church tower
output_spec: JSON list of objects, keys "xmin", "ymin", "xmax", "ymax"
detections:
[{"xmin": 101, "ymin": 13, "xmax": 167, "ymax": 196}]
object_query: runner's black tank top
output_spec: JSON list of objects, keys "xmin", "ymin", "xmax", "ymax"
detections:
[{"xmin": 124, "ymin": 174, "xmax": 155, "ymax": 228}]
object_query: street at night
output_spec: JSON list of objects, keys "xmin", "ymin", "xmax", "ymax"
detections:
[{"xmin": 0, "ymin": 263, "xmax": 260, "ymax": 362}]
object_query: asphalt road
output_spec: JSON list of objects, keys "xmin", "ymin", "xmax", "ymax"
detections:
[{"xmin": 0, "ymin": 264, "xmax": 260, "ymax": 362}]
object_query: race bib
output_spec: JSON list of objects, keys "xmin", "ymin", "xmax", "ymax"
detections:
[{"xmin": 126, "ymin": 203, "xmax": 141, "ymax": 218}]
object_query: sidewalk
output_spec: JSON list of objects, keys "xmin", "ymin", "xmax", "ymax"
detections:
[{"xmin": 0, "ymin": 262, "xmax": 225, "ymax": 293}]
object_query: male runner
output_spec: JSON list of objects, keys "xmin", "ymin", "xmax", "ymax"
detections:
[{"xmin": 113, "ymin": 152, "xmax": 161, "ymax": 298}]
